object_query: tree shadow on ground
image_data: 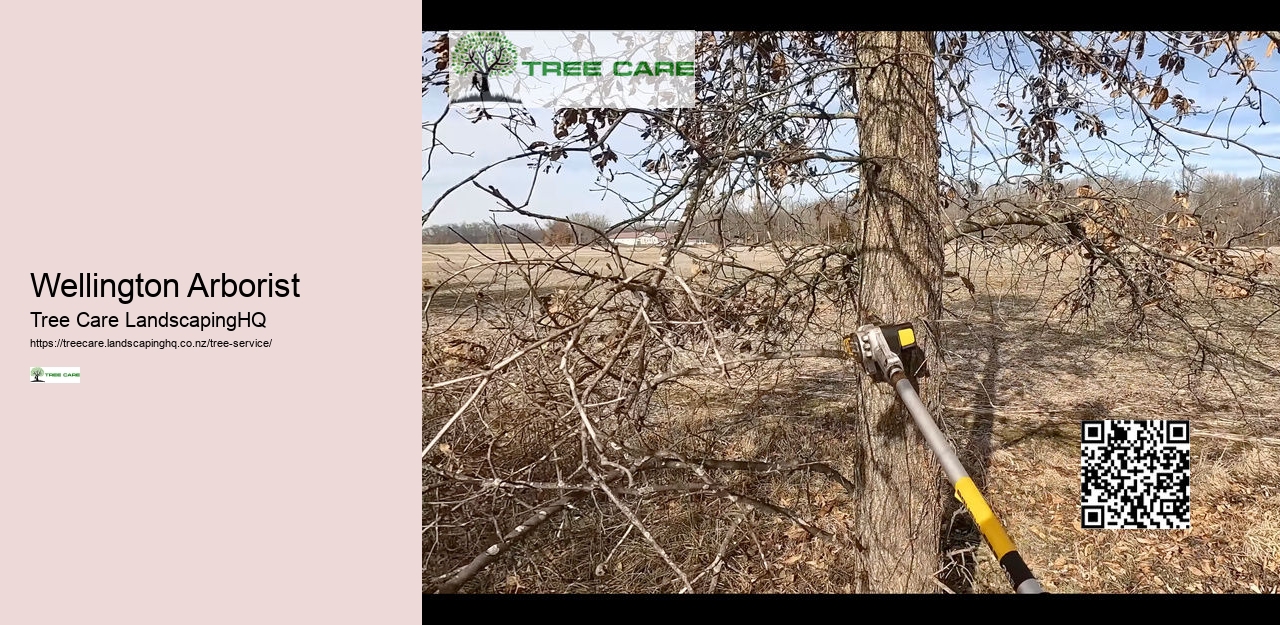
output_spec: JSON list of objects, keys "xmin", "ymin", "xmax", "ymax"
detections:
[
  {"xmin": 632, "ymin": 290, "xmax": 1271, "ymax": 592},
  {"xmin": 675, "ymin": 293, "xmax": 1147, "ymax": 592},
  {"xmin": 935, "ymin": 293, "xmax": 1133, "ymax": 591}
]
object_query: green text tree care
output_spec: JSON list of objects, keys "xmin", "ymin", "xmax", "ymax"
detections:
[{"xmin": 520, "ymin": 60, "xmax": 694, "ymax": 77}]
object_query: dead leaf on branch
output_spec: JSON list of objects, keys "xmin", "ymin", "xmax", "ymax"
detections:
[
  {"xmin": 1151, "ymin": 87, "xmax": 1170, "ymax": 110},
  {"xmin": 770, "ymin": 53, "xmax": 787, "ymax": 82}
]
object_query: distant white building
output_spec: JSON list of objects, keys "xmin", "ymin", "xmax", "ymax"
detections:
[
  {"xmin": 608, "ymin": 231, "xmax": 716, "ymax": 247},
  {"xmin": 611, "ymin": 230, "xmax": 663, "ymax": 246}
]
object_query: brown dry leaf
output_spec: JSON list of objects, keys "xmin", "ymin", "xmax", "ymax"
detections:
[
  {"xmin": 781, "ymin": 553, "xmax": 803, "ymax": 566},
  {"xmin": 784, "ymin": 525, "xmax": 809, "ymax": 542},
  {"xmin": 1268, "ymin": 40, "xmax": 1277, "ymax": 58},
  {"xmin": 1151, "ymin": 87, "xmax": 1170, "ymax": 110},
  {"xmin": 769, "ymin": 52, "xmax": 786, "ymax": 82}
]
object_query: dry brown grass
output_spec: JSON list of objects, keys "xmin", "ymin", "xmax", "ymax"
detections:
[
  {"xmin": 936, "ymin": 245, "xmax": 1280, "ymax": 594},
  {"xmin": 424, "ymin": 243, "xmax": 1280, "ymax": 594}
]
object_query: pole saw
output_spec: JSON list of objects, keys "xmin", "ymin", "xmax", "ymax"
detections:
[{"xmin": 844, "ymin": 322, "xmax": 1045, "ymax": 595}]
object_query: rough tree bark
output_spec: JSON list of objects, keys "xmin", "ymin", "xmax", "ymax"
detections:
[{"xmin": 849, "ymin": 30, "xmax": 946, "ymax": 593}]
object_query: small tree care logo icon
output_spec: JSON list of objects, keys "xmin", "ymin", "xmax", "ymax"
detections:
[
  {"xmin": 29, "ymin": 366, "xmax": 80, "ymax": 383},
  {"xmin": 451, "ymin": 31, "xmax": 522, "ymax": 105}
]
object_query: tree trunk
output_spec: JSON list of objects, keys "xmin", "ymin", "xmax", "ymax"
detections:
[{"xmin": 849, "ymin": 31, "xmax": 945, "ymax": 593}]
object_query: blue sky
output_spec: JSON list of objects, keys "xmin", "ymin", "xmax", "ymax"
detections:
[{"xmin": 423, "ymin": 32, "xmax": 1280, "ymax": 227}]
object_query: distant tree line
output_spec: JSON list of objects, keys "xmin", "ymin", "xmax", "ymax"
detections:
[
  {"xmin": 423, "ymin": 212, "xmax": 641, "ymax": 246},
  {"xmin": 947, "ymin": 172, "xmax": 1280, "ymax": 247},
  {"xmin": 691, "ymin": 172, "xmax": 1280, "ymax": 247},
  {"xmin": 421, "ymin": 222, "xmax": 544, "ymax": 244},
  {"xmin": 423, "ymin": 172, "xmax": 1280, "ymax": 247}
]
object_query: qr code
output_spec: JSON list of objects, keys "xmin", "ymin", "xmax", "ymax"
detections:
[{"xmin": 1080, "ymin": 420, "xmax": 1190, "ymax": 529}]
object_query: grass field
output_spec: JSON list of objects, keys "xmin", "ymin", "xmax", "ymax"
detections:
[
  {"xmin": 423, "ymin": 243, "xmax": 773, "ymax": 288},
  {"xmin": 424, "ymin": 242, "xmax": 1280, "ymax": 593}
]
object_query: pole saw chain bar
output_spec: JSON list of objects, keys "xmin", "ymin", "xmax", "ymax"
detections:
[{"xmin": 843, "ymin": 321, "xmax": 1045, "ymax": 595}]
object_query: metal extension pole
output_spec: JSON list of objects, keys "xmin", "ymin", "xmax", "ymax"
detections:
[
  {"xmin": 850, "ymin": 322, "xmax": 1044, "ymax": 594},
  {"xmin": 891, "ymin": 375, "xmax": 1045, "ymax": 594}
]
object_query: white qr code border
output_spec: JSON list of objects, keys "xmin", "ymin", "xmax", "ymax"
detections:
[{"xmin": 1080, "ymin": 419, "xmax": 1190, "ymax": 530}]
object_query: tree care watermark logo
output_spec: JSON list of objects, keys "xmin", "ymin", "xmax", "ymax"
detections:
[
  {"xmin": 30, "ymin": 366, "xmax": 80, "ymax": 383},
  {"xmin": 447, "ymin": 30, "xmax": 695, "ymax": 109}
]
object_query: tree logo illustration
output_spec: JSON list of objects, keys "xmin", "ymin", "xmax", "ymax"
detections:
[
  {"xmin": 451, "ymin": 31, "xmax": 522, "ymax": 104},
  {"xmin": 30, "ymin": 366, "xmax": 45, "ymax": 382}
]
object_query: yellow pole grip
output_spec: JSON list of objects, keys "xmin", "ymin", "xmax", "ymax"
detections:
[{"xmin": 954, "ymin": 476, "xmax": 1017, "ymax": 559}]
